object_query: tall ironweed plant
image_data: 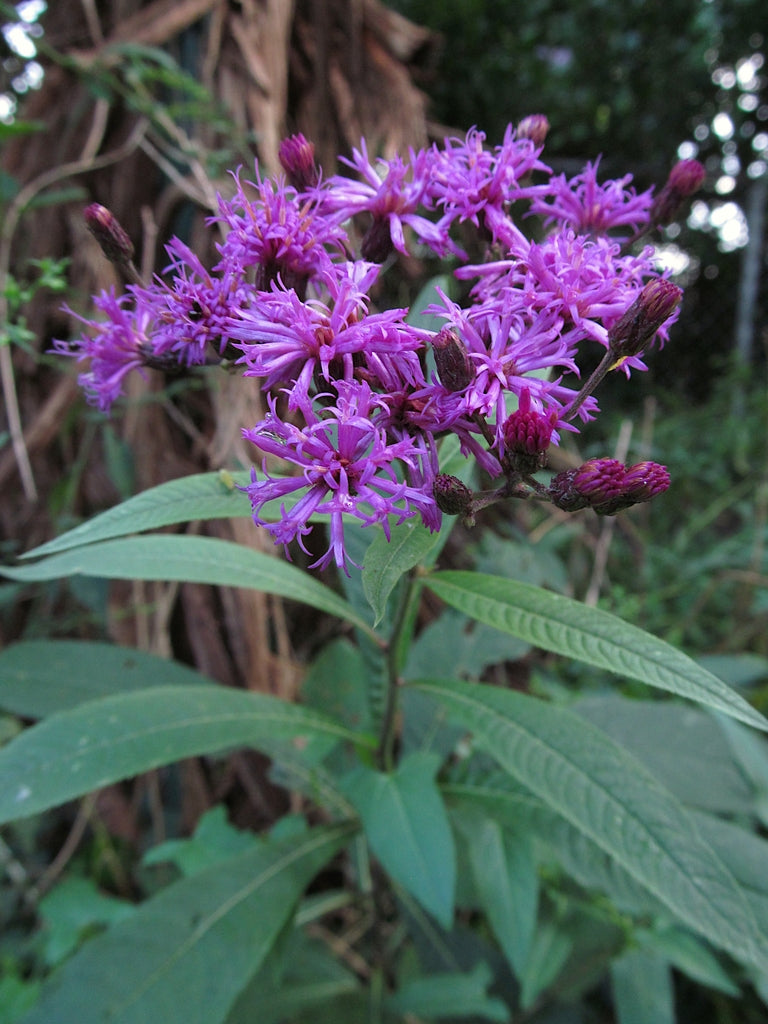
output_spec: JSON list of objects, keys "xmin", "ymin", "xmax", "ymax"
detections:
[{"xmin": 2, "ymin": 119, "xmax": 767, "ymax": 1023}]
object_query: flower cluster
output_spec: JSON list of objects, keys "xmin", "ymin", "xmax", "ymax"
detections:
[{"xmin": 59, "ymin": 122, "xmax": 700, "ymax": 572}]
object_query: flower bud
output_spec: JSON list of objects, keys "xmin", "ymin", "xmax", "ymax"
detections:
[
  {"xmin": 547, "ymin": 468, "xmax": 590, "ymax": 512},
  {"xmin": 571, "ymin": 458, "xmax": 627, "ymax": 514},
  {"xmin": 622, "ymin": 461, "xmax": 671, "ymax": 503},
  {"xmin": 650, "ymin": 159, "xmax": 705, "ymax": 227},
  {"xmin": 516, "ymin": 114, "xmax": 550, "ymax": 147},
  {"xmin": 433, "ymin": 473, "xmax": 473, "ymax": 517},
  {"xmin": 360, "ymin": 216, "xmax": 394, "ymax": 263},
  {"xmin": 278, "ymin": 132, "xmax": 320, "ymax": 191},
  {"xmin": 608, "ymin": 279, "xmax": 682, "ymax": 363},
  {"xmin": 667, "ymin": 159, "xmax": 706, "ymax": 196},
  {"xmin": 548, "ymin": 458, "xmax": 670, "ymax": 515},
  {"xmin": 502, "ymin": 389, "xmax": 556, "ymax": 473},
  {"xmin": 432, "ymin": 326, "xmax": 474, "ymax": 392},
  {"xmin": 84, "ymin": 203, "xmax": 134, "ymax": 266}
]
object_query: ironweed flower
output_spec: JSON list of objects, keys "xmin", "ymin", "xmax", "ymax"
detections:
[
  {"xmin": 528, "ymin": 159, "xmax": 653, "ymax": 238},
  {"xmin": 242, "ymin": 381, "xmax": 440, "ymax": 573},
  {"xmin": 315, "ymin": 140, "xmax": 456, "ymax": 259},
  {"xmin": 230, "ymin": 261, "xmax": 426, "ymax": 411},
  {"xmin": 59, "ymin": 120, "xmax": 683, "ymax": 566},
  {"xmin": 213, "ymin": 169, "xmax": 342, "ymax": 292},
  {"xmin": 55, "ymin": 289, "xmax": 153, "ymax": 411}
]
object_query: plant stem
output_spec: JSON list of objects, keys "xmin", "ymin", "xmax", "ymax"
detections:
[{"xmin": 376, "ymin": 570, "xmax": 420, "ymax": 772}]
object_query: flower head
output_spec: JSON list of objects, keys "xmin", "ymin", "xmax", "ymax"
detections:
[
  {"xmin": 242, "ymin": 381, "xmax": 440, "ymax": 573},
  {"xmin": 528, "ymin": 159, "xmax": 653, "ymax": 238}
]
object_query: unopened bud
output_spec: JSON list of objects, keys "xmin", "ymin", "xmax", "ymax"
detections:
[
  {"xmin": 548, "ymin": 458, "xmax": 670, "ymax": 515},
  {"xmin": 84, "ymin": 203, "xmax": 134, "ymax": 266},
  {"xmin": 516, "ymin": 114, "xmax": 550, "ymax": 147},
  {"xmin": 278, "ymin": 133, "xmax": 320, "ymax": 191},
  {"xmin": 621, "ymin": 461, "xmax": 671, "ymax": 503},
  {"xmin": 360, "ymin": 216, "xmax": 394, "ymax": 263},
  {"xmin": 650, "ymin": 159, "xmax": 705, "ymax": 227},
  {"xmin": 432, "ymin": 326, "xmax": 474, "ymax": 392},
  {"xmin": 547, "ymin": 468, "xmax": 589, "ymax": 512},
  {"xmin": 502, "ymin": 389, "xmax": 556, "ymax": 472},
  {"xmin": 433, "ymin": 473, "xmax": 473, "ymax": 517},
  {"xmin": 608, "ymin": 279, "xmax": 682, "ymax": 363}
]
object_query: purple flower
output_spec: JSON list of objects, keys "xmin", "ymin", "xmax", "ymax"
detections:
[
  {"xmin": 213, "ymin": 168, "xmax": 343, "ymax": 292},
  {"xmin": 528, "ymin": 159, "xmax": 653, "ymax": 238},
  {"xmin": 134, "ymin": 239, "xmax": 249, "ymax": 365},
  {"xmin": 231, "ymin": 261, "xmax": 427, "ymax": 411},
  {"xmin": 54, "ymin": 289, "xmax": 154, "ymax": 411},
  {"xmin": 426, "ymin": 125, "xmax": 550, "ymax": 241},
  {"xmin": 314, "ymin": 140, "xmax": 457, "ymax": 259},
  {"xmin": 242, "ymin": 381, "xmax": 441, "ymax": 573}
]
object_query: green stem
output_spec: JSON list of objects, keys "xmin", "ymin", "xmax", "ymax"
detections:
[{"xmin": 376, "ymin": 570, "xmax": 420, "ymax": 772}]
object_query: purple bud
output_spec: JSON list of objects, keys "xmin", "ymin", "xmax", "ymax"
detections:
[
  {"xmin": 432, "ymin": 326, "xmax": 474, "ymax": 392},
  {"xmin": 622, "ymin": 461, "xmax": 670, "ymax": 502},
  {"xmin": 549, "ymin": 458, "xmax": 670, "ymax": 515},
  {"xmin": 650, "ymin": 159, "xmax": 705, "ymax": 227},
  {"xmin": 84, "ymin": 203, "xmax": 134, "ymax": 266},
  {"xmin": 667, "ymin": 159, "xmax": 706, "ymax": 197},
  {"xmin": 572, "ymin": 458, "xmax": 626, "ymax": 514},
  {"xmin": 503, "ymin": 390, "xmax": 555, "ymax": 455},
  {"xmin": 278, "ymin": 132, "xmax": 320, "ymax": 191},
  {"xmin": 516, "ymin": 114, "xmax": 550, "ymax": 147},
  {"xmin": 433, "ymin": 473, "xmax": 473, "ymax": 517},
  {"xmin": 608, "ymin": 279, "xmax": 682, "ymax": 362},
  {"xmin": 360, "ymin": 216, "xmax": 394, "ymax": 263}
]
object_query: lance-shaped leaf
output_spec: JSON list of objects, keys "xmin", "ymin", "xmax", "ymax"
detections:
[
  {"xmin": 424, "ymin": 571, "xmax": 768, "ymax": 731},
  {"xmin": 341, "ymin": 752, "xmax": 456, "ymax": 928},
  {"xmin": 1, "ymin": 535, "xmax": 376, "ymax": 639},
  {"xmin": 410, "ymin": 678, "xmax": 767, "ymax": 969},
  {"xmin": 363, "ymin": 520, "xmax": 442, "ymax": 627},
  {"xmin": 0, "ymin": 640, "xmax": 215, "ymax": 718},
  {"xmin": 20, "ymin": 471, "xmax": 253, "ymax": 560},
  {"xmin": 20, "ymin": 823, "xmax": 355, "ymax": 1024},
  {"xmin": 0, "ymin": 685, "xmax": 374, "ymax": 825}
]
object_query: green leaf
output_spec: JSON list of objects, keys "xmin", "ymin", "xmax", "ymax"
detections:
[
  {"xmin": 341, "ymin": 752, "xmax": 456, "ymax": 928},
  {"xmin": 452, "ymin": 807, "xmax": 537, "ymax": 978},
  {"xmin": 2, "ymin": 535, "xmax": 376, "ymax": 639},
  {"xmin": 518, "ymin": 920, "xmax": 573, "ymax": 1010},
  {"xmin": 143, "ymin": 806, "xmax": 258, "ymax": 877},
  {"xmin": 610, "ymin": 950, "xmax": 675, "ymax": 1024},
  {"xmin": 637, "ymin": 925, "xmax": 739, "ymax": 996},
  {"xmin": 385, "ymin": 963, "xmax": 509, "ymax": 1022},
  {"xmin": 0, "ymin": 640, "xmax": 215, "ymax": 718},
  {"xmin": 363, "ymin": 520, "xmax": 441, "ymax": 626},
  {"xmin": 0, "ymin": 685, "xmax": 374, "ymax": 825},
  {"xmin": 19, "ymin": 472, "xmax": 253, "ymax": 560},
  {"xmin": 424, "ymin": 571, "xmax": 768, "ymax": 732},
  {"xmin": 574, "ymin": 695, "xmax": 755, "ymax": 815},
  {"xmin": 20, "ymin": 823, "xmax": 354, "ymax": 1024},
  {"xmin": 225, "ymin": 931, "xmax": 361, "ymax": 1024},
  {"xmin": 410, "ymin": 678, "xmax": 767, "ymax": 968},
  {"xmin": 37, "ymin": 876, "xmax": 135, "ymax": 967},
  {"xmin": 301, "ymin": 638, "xmax": 372, "ymax": 734}
]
